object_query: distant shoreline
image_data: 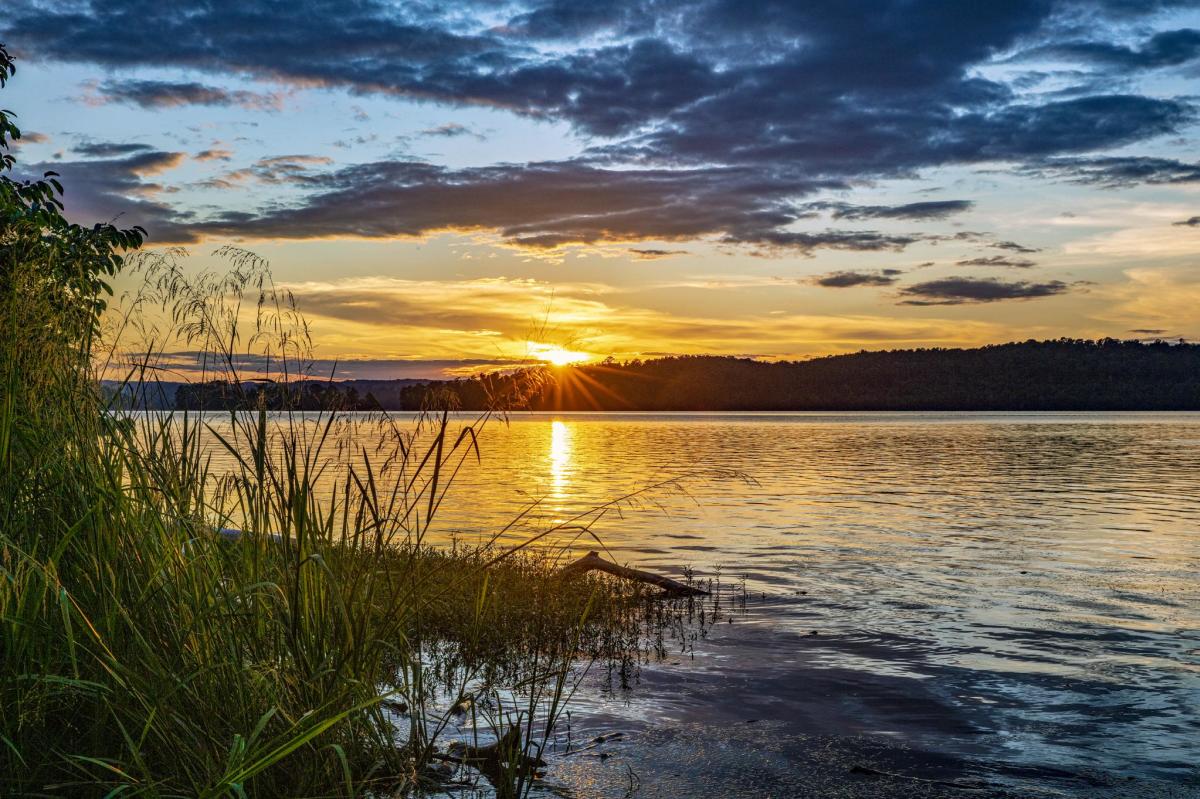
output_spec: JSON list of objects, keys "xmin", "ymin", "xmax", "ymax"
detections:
[{"xmin": 106, "ymin": 338, "xmax": 1200, "ymax": 412}]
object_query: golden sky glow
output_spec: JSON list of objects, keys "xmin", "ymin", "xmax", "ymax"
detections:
[
  {"xmin": 104, "ymin": 222, "xmax": 1200, "ymax": 380},
  {"xmin": 10, "ymin": 0, "xmax": 1196, "ymax": 380},
  {"xmin": 529, "ymin": 343, "xmax": 591, "ymax": 367}
]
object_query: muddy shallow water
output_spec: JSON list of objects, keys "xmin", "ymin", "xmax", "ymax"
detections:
[{"xmin": 207, "ymin": 411, "xmax": 1200, "ymax": 797}]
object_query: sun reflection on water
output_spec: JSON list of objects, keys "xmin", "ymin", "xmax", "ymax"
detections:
[{"xmin": 548, "ymin": 419, "xmax": 572, "ymax": 499}]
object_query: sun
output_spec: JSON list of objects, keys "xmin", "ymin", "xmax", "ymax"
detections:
[{"xmin": 530, "ymin": 342, "xmax": 590, "ymax": 367}]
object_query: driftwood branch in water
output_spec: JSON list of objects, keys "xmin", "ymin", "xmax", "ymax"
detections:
[{"xmin": 559, "ymin": 551, "xmax": 709, "ymax": 596}]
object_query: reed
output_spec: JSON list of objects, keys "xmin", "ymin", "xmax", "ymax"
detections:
[
  {"xmin": 1, "ymin": 40, "xmax": 724, "ymax": 792},
  {"xmin": 1, "ymin": 233, "xmax": 718, "ymax": 797}
]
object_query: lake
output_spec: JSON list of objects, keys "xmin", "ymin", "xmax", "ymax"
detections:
[{"xmin": 209, "ymin": 411, "xmax": 1200, "ymax": 797}]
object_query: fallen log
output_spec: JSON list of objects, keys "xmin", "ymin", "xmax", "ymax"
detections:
[{"xmin": 558, "ymin": 550, "xmax": 709, "ymax": 597}]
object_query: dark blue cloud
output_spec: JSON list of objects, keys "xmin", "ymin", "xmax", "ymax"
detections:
[
  {"xmin": 5, "ymin": 0, "xmax": 1192, "ymax": 151},
  {"xmin": 813, "ymin": 270, "xmax": 904, "ymax": 288},
  {"xmin": 3, "ymin": 0, "xmax": 1197, "ymax": 249},
  {"xmin": 419, "ymin": 123, "xmax": 485, "ymax": 139},
  {"xmin": 1019, "ymin": 155, "xmax": 1200, "ymax": 186},
  {"xmin": 73, "ymin": 141, "xmax": 154, "ymax": 157},
  {"xmin": 628, "ymin": 248, "xmax": 688, "ymax": 259},
  {"xmin": 1015, "ymin": 28, "xmax": 1200, "ymax": 70},
  {"xmin": 801, "ymin": 200, "xmax": 974, "ymax": 221},
  {"xmin": 899, "ymin": 277, "xmax": 1072, "ymax": 305},
  {"xmin": 956, "ymin": 255, "xmax": 1038, "ymax": 268},
  {"xmin": 20, "ymin": 151, "xmax": 198, "ymax": 241},
  {"xmin": 991, "ymin": 240, "xmax": 1041, "ymax": 253},
  {"xmin": 95, "ymin": 79, "xmax": 281, "ymax": 110},
  {"xmin": 185, "ymin": 160, "xmax": 914, "ymax": 253}
]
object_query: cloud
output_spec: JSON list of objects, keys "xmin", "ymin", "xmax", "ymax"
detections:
[
  {"xmin": 898, "ymin": 277, "xmax": 1072, "ymax": 305},
  {"xmin": 801, "ymin": 200, "xmax": 973, "ymax": 221},
  {"xmin": 195, "ymin": 148, "xmax": 233, "ymax": 161},
  {"xmin": 6, "ymin": 5, "xmax": 723, "ymax": 137},
  {"xmin": 991, "ymin": 240, "xmax": 1040, "ymax": 253},
  {"xmin": 419, "ymin": 122, "xmax": 485, "ymax": 140},
  {"xmin": 502, "ymin": 3, "xmax": 646, "ymax": 40},
  {"xmin": 627, "ymin": 248, "xmax": 687, "ymax": 260},
  {"xmin": 92, "ymin": 79, "xmax": 283, "ymax": 111},
  {"xmin": 4, "ymin": 1, "xmax": 1196, "ymax": 251},
  {"xmin": 10, "ymin": 130, "xmax": 49, "ymax": 146},
  {"xmin": 722, "ymin": 229, "xmax": 920, "ymax": 254},
  {"xmin": 4, "ymin": 1, "xmax": 1191, "ymax": 166},
  {"xmin": 956, "ymin": 255, "xmax": 1037, "ymax": 268},
  {"xmin": 74, "ymin": 141, "xmax": 154, "ymax": 158},
  {"xmin": 598, "ymin": 87, "xmax": 1190, "ymax": 176},
  {"xmin": 19, "ymin": 151, "xmax": 195, "ymax": 240},
  {"xmin": 29, "ymin": 149, "xmax": 977, "ymax": 251},
  {"xmin": 1019, "ymin": 156, "xmax": 1200, "ymax": 186},
  {"xmin": 812, "ymin": 269, "xmax": 903, "ymax": 288},
  {"xmin": 177, "ymin": 159, "xmax": 924, "ymax": 252},
  {"xmin": 1173, "ymin": 215, "xmax": 1200, "ymax": 227},
  {"xmin": 128, "ymin": 152, "xmax": 185, "ymax": 177},
  {"xmin": 200, "ymin": 154, "xmax": 335, "ymax": 190},
  {"xmin": 1013, "ymin": 28, "xmax": 1200, "ymax": 71}
]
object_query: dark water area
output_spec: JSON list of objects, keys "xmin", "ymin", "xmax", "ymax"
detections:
[{"xmin": 207, "ymin": 412, "xmax": 1200, "ymax": 797}]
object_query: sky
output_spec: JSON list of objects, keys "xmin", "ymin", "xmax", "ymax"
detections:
[{"xmin": 3, "ymin": 0, "xmax": 1200, "ymax": 378}]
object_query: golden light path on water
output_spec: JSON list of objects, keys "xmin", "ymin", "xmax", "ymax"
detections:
[
  {"xmin": 549, "ymin": 412, "xmax": 576, "ymax": 525},
  {"xmin": 547, "ymin": 419, "xmax": 573, "ymax": 519}
]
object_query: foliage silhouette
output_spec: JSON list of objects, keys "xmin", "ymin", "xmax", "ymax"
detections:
[{"xmin": 170, "ymin": 339, "xmax": 1200, "ymax": 412}]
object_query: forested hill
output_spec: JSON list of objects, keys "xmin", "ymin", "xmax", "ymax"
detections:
[
  {"xmin": 408, "ymin": 339, "xmax": 1200, "ymax": 411},
  {"xmin": 153, "ymin": 339, "xmax": 1200, "ymax": 411}
]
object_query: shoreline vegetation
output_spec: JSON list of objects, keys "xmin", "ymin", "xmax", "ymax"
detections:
[
  {"xmin": 1, "ymin": 46, "xmax": 722, "ymax": 797},
  {"xmin": 121, "ymin": 339, "xmax": 1200, "ymax": 413}
]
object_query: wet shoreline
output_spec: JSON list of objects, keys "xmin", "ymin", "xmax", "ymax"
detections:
[{"xmin": 549, "ymin": 594, "xmax": 1198, "ymax": 798}]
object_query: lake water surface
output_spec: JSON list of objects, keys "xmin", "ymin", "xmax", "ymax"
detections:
[{"xmin": 214, "ymin": 412, "xmax": 1200, "ymax": 797}]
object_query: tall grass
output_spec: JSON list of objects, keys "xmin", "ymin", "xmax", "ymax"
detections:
[{"xmin": 1, "ymin": 245, "xmax": 715, "ymax": 798}]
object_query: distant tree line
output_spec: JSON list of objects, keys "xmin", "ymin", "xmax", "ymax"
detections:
[
  {"xmin": 172, "ymin": 379, "xmax": 383, "ymax": 411},
  {"xmin": 161, "ymin": 339, "xmax": 1200, "ymax": 412},
  {"xmin": 106, "ymin": 378, "xmax": 428, "ymax": 411},
  {"xmin": 405, "ymin": 338, "xmax": 1200, "ymax": 411}
]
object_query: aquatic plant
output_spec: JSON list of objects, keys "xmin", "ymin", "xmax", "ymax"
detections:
[{"xmin": 1, "ymin": 43, "xmax": 721, "ymax": 797}]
